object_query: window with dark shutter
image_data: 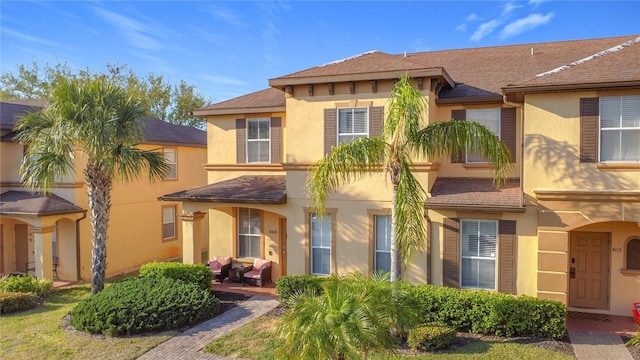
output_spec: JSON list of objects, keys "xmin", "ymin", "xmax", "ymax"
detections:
[
  {"xmin": 443, "ymin": 218, "xmax": 460, "ymax": 288},
  {"xmin": 324, "ymin": 109, "xmax": 337, "ymax": 154},
  {"xmin": 369, "ymin": 106, "xmax": 384, "ymax": 137},
  {"xmin": 498, "ymin": 220, "xmax": 517, "ymax": 294},
  {"xmin": 271, "ymin": 117, "xmax": 281, "ymax": 164},
  {"xmin": 501, "ymin": 108, "xmax": 517, "ymax": 163},
  {"xmin": 236, "ymin": 118, "xmax": 246, "ymax": 164}
]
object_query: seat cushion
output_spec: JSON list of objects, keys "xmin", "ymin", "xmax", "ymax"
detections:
[
  {"xmin": 213, "ymin": 256, "xmax": 232, "ymax": 265},
  {"xmin": 208, "ymin": 260, "xmax": 221, "ymax": 271},
  {"xmin": 252, "ymin": 258, "xmax": 272, "ymax": 272},
  {"xmin": 244, "ymin": 270, "xmax": 262, "ymax": 279}
]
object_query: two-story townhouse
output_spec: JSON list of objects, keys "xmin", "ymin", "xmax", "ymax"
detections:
[
  {"xmin": 165, "ymin": 34, "xmax": 639, "ymax": 316},
  {"xmin": 0, "ymin": 101, "xmax": 208, "ymax": 282}
]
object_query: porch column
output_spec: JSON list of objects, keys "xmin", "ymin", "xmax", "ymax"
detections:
[
  {"xmin": 179, "ymin": 211, "xmax": 205, "ymax": 264},
  {"xmin": 32, "ymin": 226, "xmax": 55, "ymax": 280},
  {"xmin": 537, "ymin": 230, "xmax": 569, "ymax": 304}
]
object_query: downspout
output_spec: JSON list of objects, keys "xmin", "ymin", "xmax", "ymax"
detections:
[
  {"xmin": 75, "ymin": 210, "xmax": 87, "ymax": 282},
  {"xmin": 503, "ymin": 94, "xmax": 525, "ymax": 208}
]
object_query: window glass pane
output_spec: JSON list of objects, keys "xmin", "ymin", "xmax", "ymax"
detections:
[
  {"xmin": 163, "ymin": 207, "xmax": 174, "ymax": 223},
  {"xmin": 600, "ymin": 130, "xmax": 621, "ymax": 161},
  {"xmin": 620, "ymin": 130, "xmax": 640, "ymax": 161},
  {"xmin": 375, "ymin": 216, "xmax": 391, "ymax": 251},
  {"xmin": 600, "ymin": 97, "xmax": 621, "ymax": 128},
  {"xmin": 461, "ymin": 258, "xmax": 476, "ymax": 288},
  {"xmin": 466, "ymin": 109, "xmax": 500, "ymax": 163},
  {"xmin": 479, "ymin": 221, "xmax": 497, "ymax": 258},
  {"xmin": 248, "ymin": 120, "xmax": 259, "ymax": 139},
  {"xmin": 311, "ymin": 214, "xmax": 331, "ymax": 247},
  {"xmin": 461, "ymin": 220, "xmax": 496, "ymax": 290},
  {"xmin": 353, "ymin": 108, "xmax": 368, "ymax": 133},
  {"xmin": 52, "ymin": 229, "xmax": 57, "ymax": 259},
  {"xmin": 478, "ymin": 259, "xmax": 496, "ymax": 288},
  {"xmin": 259, "ymin": 141, "xmax": 270, "ymax": 162},
  {"xmin": 312, "ymin": 248, "xmax": 330, "ymax": 275},
  {"xmin": 162, "ymin": 207, "xmax": 175, "ymax": 239},
  {"xmin": 163, "ymin": 223, "xmax": 175, "ymax": 239},
  {"xmin": 239, "ymin": 235, "xmax": 260, "ymax": 258},
  {"xmin": 627, "ymin": 239, "xmax": 640, "ymax": 270},
  {"xmin": 461, "ymin": 221, "xmax": 479, "ymax": 257},
  {"xmin": 375, "ymin": 252, "xmax": 391, "ymax": 274},
  {"xmin": 258, "ymin": 119, "xmax": 270, "ymax": 139},
  {"xmin": 621, "ymin": 96, "xmax": 640, "ymax": 128},
  {"xmin": 338, "ymin": 109, "xmax": 352, "ymax": 133}
]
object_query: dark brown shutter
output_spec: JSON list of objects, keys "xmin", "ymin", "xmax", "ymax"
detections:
[
  {"xmin": 451, "ymin": 109, "xmax": 466, "ymax": 163},
  {"xmin": 443, "ymin": 218, "xmax": 460, "ymax": 288},
  {"xmin": 580, "ymin": 98, "xmax": 599, "ymax": 163},
  {"xmin": 501, "ymin": 108, "xmax": 516, "ymax": 163},
  {"xmin": 498, "ymin": 220, "xmax": 517, "ymax": 294},
  {"xmin": 270, "ymin": 117, "xmax": 281, "ymax": 164},
  {"xmin": 324, "ymin": 108, "xmax": 337, "ymax": 154},
  {"xmin": 426, "ymin": 217, "xmax": 432, "ymax": 284},
  {"xmin": 369, "ymin": 106, "xmax": 384, "ymax": 137},
  {"xmin": 236, "ymin": 118, "xmax": 246, "ymax": 164}
]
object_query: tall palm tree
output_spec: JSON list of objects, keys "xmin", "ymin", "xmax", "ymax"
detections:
[
  {"xmin": 306, "ymin": 75, "xmax": 511, "ymax": 281},
  {"xmin": 16, "ymin": 76, "xmax": 169, "ymax": 294}
]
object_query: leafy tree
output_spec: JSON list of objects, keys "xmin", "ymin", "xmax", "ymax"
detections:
[
  {"xmin": 277, "ymin": 272, "xmax": 416, "ymax": 359},
  {"xmin": 15, "ymin": 76, "xmax": 169, "ymax": 294},
  {"xmin": 306, "ymin": 75, "xmax": 511, "ymax": 282},
  {"xmin": 1, "ymin": 61, "xmax": 208, "ymax": 128}
]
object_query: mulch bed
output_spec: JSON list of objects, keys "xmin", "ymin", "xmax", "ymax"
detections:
[{"xmin": 211, "ymin": 290, "xmax": 252, "ymax": 314}]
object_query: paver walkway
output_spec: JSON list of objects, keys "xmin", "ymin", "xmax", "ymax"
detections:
[
  {"xmin": 137, "ymin": 295, "xmax": 279, "ymax": 360},
  {"xmin": 568, "ymin": 330, "xmax": 633, "ymax": 360}
]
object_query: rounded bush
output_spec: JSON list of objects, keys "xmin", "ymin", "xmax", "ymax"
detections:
[
  {"xmin": 139, "ymin": 261, "xmax": 212, "ymax": 290},
  {"xmin": 0, "ymin": 275, "xmax": 53, "ymax": 297},
  {"xmin": 70, "ymin": 277, "xmax": 220, "ymax": 336},
  {"xmin": 0, "ymin": 291, "xmax": 38, "ymax": 314},
  {"xmin": 407, "ymin": 324, "xmax": 456, "ymax": 351},
  {"xmin": 275, "ymin": 274, "xmax": 324, "ymax": 305}
]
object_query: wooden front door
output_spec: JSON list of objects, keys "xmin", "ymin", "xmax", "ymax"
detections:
[
  {"xmin": 15, "ymin": 224, "xmax": 29, "ymax": 272},
  {"xmin": 569, "ymin": 232, "xmax": 610, "ymax": 309},
  {"xmin": 279, "ymin": 218, "xmax": 287, "ymax": 276}
]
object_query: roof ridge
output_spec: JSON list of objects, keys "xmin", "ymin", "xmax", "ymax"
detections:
[
  {"xmin": 536, "ymin": 36, "xmax": 640, "ymax": 78},
  {"xmin": 317, "ymin": 50, "xmax": 381, "ymax": 67}
]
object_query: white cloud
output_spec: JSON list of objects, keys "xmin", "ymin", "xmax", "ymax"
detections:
[
  {"xmin": 456, "ymin": 13, "xmax": 480, "ymax": 32},
  {"xmin": 470, "ymin": 20, "xmax": 500, "ymax": 41},
  {"xmin": 456, "ymin": 23, "xmax": 467, "ymax": 32},
  {"xmin": 411, "ymin": 39, "xmax": 430, "ymax": 52},
  {"xmin": 2, "ymin": 28, "xmax": 62, "ymax": 47},
  {"xmin": 207, "ymin": 6, "xmax": 248, "ymax": 28},
  {"xmin": 529, "ymin": 0, "xmax": 550, "ymax": 5},
  {"xmin": 203, "ymin": 75, "xmax": 247, "ymax": 86},
  {"xmin": 502, "ymin": 2, "xmax": 522, "ymax": 16},
  {"xmin": 467, "ymin": 13, "xmax": 480, "ymax": 22},
  {"xmin": 500, "ymin": 12, "xmax": 554, "ymax": 39},
  {"xmin": 94, "ymin": 8, "xmax": 163, "ymax": 51}
]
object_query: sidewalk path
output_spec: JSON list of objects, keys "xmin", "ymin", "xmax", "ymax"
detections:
[
  {"xmin": 137, "ymin": 295, "xmax": 279, "ymax": 360},
  {"xmin": 569, "ymin": 330, "xmax": 633, "ymax": 360}
]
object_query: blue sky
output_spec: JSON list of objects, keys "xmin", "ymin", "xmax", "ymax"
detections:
[{"xmin": 1, "ymin": 1, "xmax": 639, "ymax": 103}]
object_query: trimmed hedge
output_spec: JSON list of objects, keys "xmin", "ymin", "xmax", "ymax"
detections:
[
  {"xmin": 275, "ymin": 274, "xmax": 324, "ymax": 305},
  {"xmin": 0, "ymin": 292, "xmax": 38, "ymax": 314},
  {"xmin": 402, "ymin": 283, "xmax": 566, "ymax": 339},
  {"xmin": 139, "ymin": 261, "xmax": 212, "ymax": 290},
  {"xmin": 70, "ymin": 277, "xmax": 220, "ymax": 336},
  {"xmin": 0, "ymin": 275, "xmax": 53, "ymax": 297},
  {"xmin": 407, "ymin": 324, "xmax": 457, "ymax": 351}
]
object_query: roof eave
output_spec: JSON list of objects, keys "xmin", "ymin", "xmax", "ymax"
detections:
[
  {"xmin": 158, "ymin": 195, "xmax": 287, "ymax": 205},
  {"xmin": 426, "ymin": 204, "xmax": 526, "ymax": 213},
  {"xmin": 503, "ymin": 80, "xmax": 640, "ymax": 96},
  {"xmin": 191, "ymin": 106, "xmax": 286, "ymax": 117},
  {"xmin": 268, "ymin": 68, "xmax": 455, "ymax": 89},
  {"xmin": 436, "ymin": 95, "xmax": 504, "ymax": 106}
]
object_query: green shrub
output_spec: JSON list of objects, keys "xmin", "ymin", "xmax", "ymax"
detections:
[
  {"xmin": 407, "ymin": 324, "xmax": 456, "ymax": 351},
  {"xmin": 0, "ymin": 291, "xmax": 38, "ymax": 313},
  {"xmin": 70, "ymin": 277, "xmax": 220, "ymax": 336},
  {"xmin": 139, "ymin": 261, "xmax": 212, "ymax": 290},
  {"xmin": 0, "ymin": 275, "xmax": 53, "ymax": 297},
  {"xmin": 403, "ymin": 283, "xmax": 566, "ymax": 339},
  {"xmin": 275, "ymin": 274, "xmax": 324, "ymax": 305}
]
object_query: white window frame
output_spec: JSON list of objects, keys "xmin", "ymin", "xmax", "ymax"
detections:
[
  {"xmin": 246, "ymin": 118, "xmax": 271, "ymax": 163},
  {"xmin": 337, "ymin": 107, "xmax": 369, "ymax": 145},
  {"xmin": 163, "ymin": 148, "xmax": 177, "ymax": 180},
  {"xmin": 162, "ymin": 206, "xmax": 177, "ymax": 240},
  {"xmin": 238, "ymin": 208, "xmax": 261, "ymax": 258},
  {"xmin": 599, "ymin": 95, "xmax": 640, "ymax": 163},
  {"xmin": 466, "ymin": 109, "xmax": 501, "ymax": 163},
  {"xmin": 374, "ymin": 215, "xmax": 391, "ymax": 275},
  {"xmin": 311, "ymin": 213, "xmax": 332, "ymax": 275},
  {"xmin": 460, "ymin": 219, "xmax": 498, "ymax": 290}
]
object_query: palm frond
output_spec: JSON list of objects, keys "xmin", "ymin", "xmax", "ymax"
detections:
[
  {"xmin": 412, "ymin": 120, "xmax": 512, "ymax": 186},
  {"xmin": 384, "ymin": 75, "xmax": 427, "ymax": 149},
  {"xmin": 394, "ymin": 155, "xmax": 427, "ymax": 266},
  {"xmin": 110, "ymin": 145, "xmax": 170, "ymax": 183},
  {"xmin": 306, "ymin": 137, "xmax": 387, "ymax": 215}
]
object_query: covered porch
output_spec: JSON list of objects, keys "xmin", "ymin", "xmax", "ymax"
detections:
[
  {"xmin": 0, "ymin": 190, "xmax": 86, "ymax": 281},
  {"xmin": 160, "ymin": 175, "xmax": 288, "ymax": 284}
]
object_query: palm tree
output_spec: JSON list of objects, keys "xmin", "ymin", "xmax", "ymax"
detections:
[
  {"xmin": 306, "ymin": 75, "xmax": 511, "ymax": 281},
  {"xmin": 16, "ymin": 76, "xmax": 169, "ymax": 294}
]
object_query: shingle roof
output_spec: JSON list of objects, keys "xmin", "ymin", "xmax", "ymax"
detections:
[
  {"xmin": 194, "ymin": 88, "xmax": 285, "ymax": 114},
  {"xmin": 428, "ymin": 178, "xmax": 522, "ymax": 211},
  {"xmin": 159, "ymin": 175, "xmax": 286, "ymax": 204},
  {"xmin": 0, "ymin": 102, "xmax": 206, "ymax": 147},
  {"xmin": 0, "ymin": 190, "xmax": 84, "ymax": 216}
]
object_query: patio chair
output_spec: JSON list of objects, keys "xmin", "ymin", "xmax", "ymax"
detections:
[
  {"xmin": 208, "ymin": 256, "xmax": 232, "ymax": 283},
  {"xmin": 243, "ymin": 258, "xmax": 272, "ymax": 287}
]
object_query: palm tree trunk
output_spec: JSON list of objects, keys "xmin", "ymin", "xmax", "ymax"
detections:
[
  {"xmin": 390, "ymin": 184, "xmax": 401, "ymax": 282},
  {"xmin": 85, "ymin": 162, "xmax": 112, "ymax": 294}
]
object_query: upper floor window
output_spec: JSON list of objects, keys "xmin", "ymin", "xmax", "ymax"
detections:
[
  {"xmin": 338, "ymin": 108, "xmax": 369, "ymax": 144},
  {"xmin": 238, "ymin": 207, "xmax": 261, "ymax": 258},
  {"xmin": 467, "ymin": 109, "xmax": 501, "ymax": 163},
  {"xmin": 247, "ymin": 118, "xmax": 271, "ymax": 163},
  {"xmin": 600, "ymin": 96, "xmax": 640, "ymax": 162},
  {"xmin": 461, "ymin": 219, "xmax": 497, "ymax": 290},
  {"xmin": 374, "ymin": 215, "xmax": 391, "ymax": 275},
  {"xmin": 163, "ymin": 148, "xmax": 177, "ymax": 180}
]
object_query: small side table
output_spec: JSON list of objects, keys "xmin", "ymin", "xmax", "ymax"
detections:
[{"xmin": 229, "ymin": 265, "xmax": 250, "ymax": 286}]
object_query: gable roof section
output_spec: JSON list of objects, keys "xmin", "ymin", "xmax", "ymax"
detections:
[
  {"xmin": 0, "ymin": 190, "xmax": 84, "ymax": 216},
  {"xmin": 1, "ymin": 102, "xmax": 43, "ymax": 130},
  {"xmin": 159, "ymin": 175, "xmax": 286, "ymax": 204},
  {"xmin": 427, "ymin": 177, "xmax": 523, "ymax": 212},
  {"xmin": 142, "ymin": 117, "xmax": 206, "ymax": 147},
  {"xmin": 192, "ymin": 88, "xmax": 285, "ymax": 116}
]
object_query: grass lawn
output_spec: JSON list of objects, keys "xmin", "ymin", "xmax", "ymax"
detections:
[
  {"xmin": 0, "ymin": 283, "xmax": 174, "ymax": 360},
  {"xmin": 204, "ymin": 316, "xmax": 574, "ymax": 360}
]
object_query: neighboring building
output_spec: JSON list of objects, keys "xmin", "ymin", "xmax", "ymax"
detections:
[
  {"xmin": 0, "ymin": 101, "xmax": 208, "ymax": 281},
  {"xmin": 163, "ymin": 35, "xmax": 640, "ymax": 316}
]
